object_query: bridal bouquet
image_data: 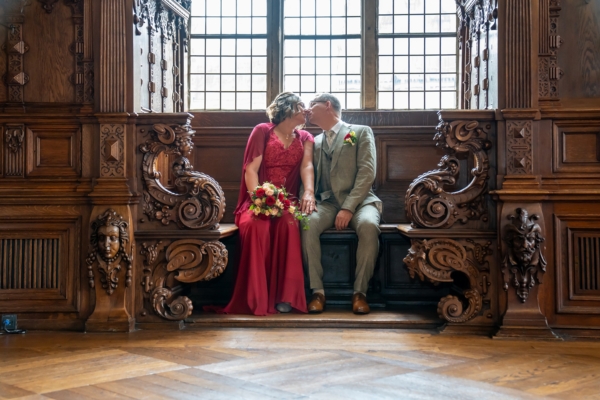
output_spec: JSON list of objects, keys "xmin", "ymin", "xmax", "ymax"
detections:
[{"xmin": 249, "ymin": 182, "xmax": 309, "ymax": 229}]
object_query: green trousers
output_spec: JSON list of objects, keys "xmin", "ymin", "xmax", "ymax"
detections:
[{"xmin": 301, "ymin": 201, "xmax": 381, "ymax": 294}]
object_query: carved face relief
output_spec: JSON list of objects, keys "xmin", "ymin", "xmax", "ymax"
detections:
[
  {"xmin": 97, "ymin": 225, "xmax": 120, "ymax": 260},
  {"xmin": 510, "ymin": 231, "xmax": 536, "ymax": 265}
]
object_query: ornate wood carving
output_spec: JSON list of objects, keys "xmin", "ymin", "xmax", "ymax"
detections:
[
  {"xmin": 37, "ymin": 0, "xmax": 59, "ymax": 13},
  {"xmin": 99, "ymin": 0, "xmax": 126, "ymax": 112},
  {"xmin": 100, "ymin": 124, "xmax": 125, "ymax": 177},
  {"xmin": 506, "ymin": 120, "xmax": 533, "ymax": 175},
  {"xmin": 2, "ymin": 13, "xmax": 29, "ymax": 103},
  {"xmin": 456, "ymin": 0, "xmax": 497, "ymax": 110},
  {"xmin": 506, "ymin": 0, "xmax": 532, "ymax": 108},
  {"xmin": 538, "ymin": 0, "xmax": 563, "ymax": 105},
  {"xmin": 86, "ymin": 209, "xmax": 133, "ymax": 295},
  {"xmin": 502, "ymin": 208, "xmax": 546, "ymax": 303},
  {"xmin": 4, "ymin": 124, "xmax": 24, "ymax": 177},
  {"xmin": 405, "ymin": 118, "xmax": 492, "ymax": 229},
  {"xmin": 139, "ymin": 122, "xmax": 226, "ymax": 230},
  {"xmin": 404, "ymin": 237, "xmax": 493, "ymax": 323},
  {"xmin": 140, "ymin": 238, "xmax": 228, "ymax": 320}
]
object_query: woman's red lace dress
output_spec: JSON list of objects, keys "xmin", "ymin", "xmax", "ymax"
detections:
[{"xmin": 220, "ymin": 123, "xmax": 312, "ymax": 315}]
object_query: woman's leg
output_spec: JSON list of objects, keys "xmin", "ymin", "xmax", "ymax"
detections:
[
  {"xmin": 223, "ymin": 211, "xmax": 272, "ymax": 315},
  {"xmin": 270, "ymin": 212, "xmax": 308, "ymax": 313}
]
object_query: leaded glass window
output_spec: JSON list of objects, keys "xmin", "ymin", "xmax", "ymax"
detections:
[
  {"xmin": 189, "ymin": 0, "xmax": 268, "ymax": 110},
  {"xmin": 377, "ymin": 0, "xmax": 458, "ymax": 109}
]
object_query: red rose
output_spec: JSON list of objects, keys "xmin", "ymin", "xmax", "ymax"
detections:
[
  {"xmin": 255, "ymin": 188, "xmax": 265, "ymax": 197},
  {"xmin": 265, "ymin": 196, "xmax": 276, "ymax": 206},
  {"xmin": 278, "ymin": 191, "xmax": 285, "ymax": 201},
  {"xmin": 344, "ymin": 133, "xmax": 351, "ymax": 140},
  {"xmin": 283, "ymin": 199, "xmax": 291, "ymax": 209}
]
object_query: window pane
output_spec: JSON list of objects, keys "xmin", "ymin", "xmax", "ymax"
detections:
[
  {"xmin": 347, "ymin": 92, "xmax": 361, "ymax": 109},
  {"xmin": 376, "ymin": 0, "xmax": 458, "ymax": 110},
  {"xmin": 379, "ymin": 92, "xmax": 393, "ymax": 109},
  {"xmin": 253, "ymin": 0, "xmax": 267, "ymax": 16},
  {"xmin": 441, "ymin": 91, "xmax": 456, "ymax": 108},
  {"xmin": 222, "ymin": 92, "xmax": 235, "ymax": 109},
  {"xmin": 237, "ymin": 92, "xmax": 251, "ymax": 109},
  {"xmin": 283, "ymin": 1, "xmax": 362, "ymax": 112},
  {"xmin": 189, "ymin": 0, "xmax": 270, "ymax": 111}
]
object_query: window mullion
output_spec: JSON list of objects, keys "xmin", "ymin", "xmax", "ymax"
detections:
[{"xmin": 362, "ymin": 0, "xmax": 377, "ymax": 109}]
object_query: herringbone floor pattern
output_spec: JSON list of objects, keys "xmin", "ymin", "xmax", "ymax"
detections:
[{"xmin": 2, "ymin": 326, "xmax": 600, "ymax": 399}]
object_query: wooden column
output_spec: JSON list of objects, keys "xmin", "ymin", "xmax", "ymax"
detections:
[
  {"xmin": 492, "ymin": 0, "xmax": 558, "ymax": 339},
  {"xmin": 87, "ymin": 0, "xmax": 135, "ymax": 332}
]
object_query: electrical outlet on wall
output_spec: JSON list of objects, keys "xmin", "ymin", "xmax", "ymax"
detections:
[{"xmin": 2, "ymin": 314, "xmax": 17, "ymax": 331}]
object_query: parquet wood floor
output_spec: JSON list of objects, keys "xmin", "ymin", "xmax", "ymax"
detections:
[{"xmin": 2, "ymin": 327, "xmax": 600, "ymax": 399}]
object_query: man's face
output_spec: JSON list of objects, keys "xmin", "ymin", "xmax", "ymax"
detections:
[
  {"xmin": 97, "ymin": 225, "xmax": 120, "ymax": 260},
  {"xmin": 307, "ymin": 100, "xmax": 328, "ymax": 126}
]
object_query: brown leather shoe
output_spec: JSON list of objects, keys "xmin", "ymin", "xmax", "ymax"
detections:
[
  {"xmin": 308, "ymin": 293, "xmax": 325, "ymax": 313},
  {"xmin": 352, "ymin": 293, "xmax": 370, "ymax": 314}
]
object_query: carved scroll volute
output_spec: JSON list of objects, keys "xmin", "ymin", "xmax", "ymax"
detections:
[
  {"xmin": 141, "ymin": 238, "xmax": 228, "ymax": 321},
  {"xmin": 502, "ymin": 208, "xmax": 547, "ymax": 303},
  {"xmin": 403, "ymin": 238, "xmax": 491, "ymax": 323},
  {"xmin": 139, "ymin": 123, "xmax": 226, "ymax": 230},
  {"xmin": 405, "ymin": 119, "xmax": 492, "ymax": 229}
]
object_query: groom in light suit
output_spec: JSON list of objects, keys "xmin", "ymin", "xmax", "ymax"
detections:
[{"xmin": 302, "ymin": 93, "xmax": 382, "ymax": 314}]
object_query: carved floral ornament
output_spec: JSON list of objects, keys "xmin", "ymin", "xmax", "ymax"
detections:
[
  {"xmin": 140, "ymin": 239, "xmax": 228, "ymax": 320},
  {"xmin": 502, "ymin": 208, "xmax": 547, "ymax": 303},
  {"xmin": 405, "ymin": 119, "xmax": 492, "ymax": 229},
  {"xmin": 403, "ymin": 237, "xmax": 493, "ymax": 323},
  {"xmin": 86, "ymin": 209, "xmax": 133, "ymax": 295},
  {"xmin": 140, "ymin": 123, "xmax": 226, "ymax": 230},
  {"xmin": 5, "ymin": 128, "xmax": 24, "ymax": 153}
]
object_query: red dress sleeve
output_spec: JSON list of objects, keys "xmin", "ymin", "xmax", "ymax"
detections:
[
  {"xmin": 234, "ymin": 123, "xmax": 274, "ymax": 217},
  {"xmin": 297, "ymin": 129, "xmax": 315, "ymax": 144}
]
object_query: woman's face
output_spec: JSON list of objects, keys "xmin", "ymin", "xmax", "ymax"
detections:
[{"xmin": 291, "ymin": 102, "xmax": 307, "ymax": 126}]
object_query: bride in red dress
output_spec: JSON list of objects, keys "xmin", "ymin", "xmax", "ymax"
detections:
[{"xmin": 224, "ymin": 92, "xmax": 317, "ymax": 315}]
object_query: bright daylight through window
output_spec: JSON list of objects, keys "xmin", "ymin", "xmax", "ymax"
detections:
[{"xmin": 188, "ymin": 0, "xmax": 458, "ymax": 110}]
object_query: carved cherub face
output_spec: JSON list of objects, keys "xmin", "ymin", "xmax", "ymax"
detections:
[{"xmin": 97, "ymin": 224, "xmax": 120, "ymax": 260}]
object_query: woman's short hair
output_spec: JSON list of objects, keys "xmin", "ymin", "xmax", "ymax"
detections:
[{"xmin": 266, "ymin": 92, "xmax": 304, "ymax": 124}]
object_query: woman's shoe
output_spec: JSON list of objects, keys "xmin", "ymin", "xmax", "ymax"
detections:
[{"xmin": 276, "ymin": 302, "xmax": 292, "ymax": 313}]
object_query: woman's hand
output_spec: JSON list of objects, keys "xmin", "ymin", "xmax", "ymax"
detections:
[{"xmin": 301, "ymin": 191, "xmax": 317, "ymax": 215}]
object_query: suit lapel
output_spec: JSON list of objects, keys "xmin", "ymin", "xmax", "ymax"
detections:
[
  {"xmin": 315, "ymin": 134, "xmax": 324, "ymax": 190},
  {"xmin": 331, "ymin": 124, "xmax": 350, "ymax": 172}
]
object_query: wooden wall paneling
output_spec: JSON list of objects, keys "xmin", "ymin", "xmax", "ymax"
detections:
[
  {"xmin": 375, "ymin": 131, "xmax": 447, "ymax": 223},
  {"xmin": 504, "ymin": 0, "xmax": 534, "ymax": 109},
  {"xmin": 557, "ymin": 0, "xmax": 600, "ymax": 99},
  {"xmin": 23, "ymin": 1, "xmax": 74, "ymax": 103},
  {"xmin": 0, "ymin": 24, "xmax": 7, "ymax": 103},
  {"xmin": 554, "ymin": 213, "xmax": 600, "ymax": 316},
  {"xmin": 553, "ymin": 120, "xmax": 600, "ymax": 174},
  {"xmin": 538, "ymin": 0, "xmax": 564, "ymax": 107},
  {"xmin": 4, "ymin": 124, "xmax": 25, "ymax": 178},
  {"xmin": 0, "ymin": 218, "xmax": 80, "ymax": 315},
  {"xmin": 26, "ymin": 125, "xmax": 81, "ymax": 177},
  {"xmin": 192, "ymin": 130, "xmax": 247, "ymax": 224},
  {"xmin": 3, "ymin": 5, "xmax": 28, "ymax": 106}
]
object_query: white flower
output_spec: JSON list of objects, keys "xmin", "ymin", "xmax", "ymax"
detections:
[
  {"xmin": 275, "ymin": 200, "xmax": 284, "ymax": 208},
  {"xmin": 262, "ymin": 182, "xmax": 271, "ymax": 190},
  {"xmin": 254, "ymin": 198, "xmax": 262, "ymax": 206},
  {"xmin": 288, "ymin": 205, "xmax": 296, "ymax": 214},
  {"xmin": 265, "ymin": 187, "xmax": 274, "ymax": 196},
  {"xmin": 253, "ymin": 208, "xmax": 260, "ymax": 216},
  {"xmin": 270, "ymin": 207, "xmax": 279, "ymax": 216}
]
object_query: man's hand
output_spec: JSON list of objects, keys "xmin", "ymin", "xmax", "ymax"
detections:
[
  {"xmin": 300, "ymin": 191, "xmax": 317, "ymax": 215},
  {"xmin": 335, "ymin": 209, "xmax": 353, "ymax": 230}
]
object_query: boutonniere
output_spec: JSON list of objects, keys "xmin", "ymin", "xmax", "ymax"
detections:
[{"xmin": 343, "ymin": 131, "xmax": 357, "ymax": 146}]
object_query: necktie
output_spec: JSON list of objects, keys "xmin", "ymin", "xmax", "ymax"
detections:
[{"xmin": 325, "ymin": 130, "xmax": 336, "ymax": 147}]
